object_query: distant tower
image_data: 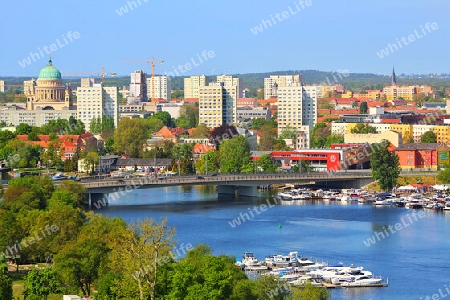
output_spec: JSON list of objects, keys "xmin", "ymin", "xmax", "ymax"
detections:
[{"xmin": 392, "ymin": 67, "xmax": 397, "ymax": 86}]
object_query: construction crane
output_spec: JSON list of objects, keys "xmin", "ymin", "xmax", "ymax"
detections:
[
  {"xmin": 123, "ymin": 57, "xmax": 164, "ymax": 101},
  {"xmin": 61, "ymin": 67, "xmax": 116, "ymax": 84}
]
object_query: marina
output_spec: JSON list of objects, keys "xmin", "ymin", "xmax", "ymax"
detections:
[
  {"xmin": 236, "ymin": 251, "xmax": 388, "ymax": 289},
  {"xmin": 275, "ymin": 186, "xmax": 450, "ymax": 213}
]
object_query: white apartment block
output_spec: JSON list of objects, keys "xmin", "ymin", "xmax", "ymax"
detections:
[
  {"xmin": 0, "ymin": 80, "xmax": 4, "ymax": 93},
  {"xmin": 184, "ymin": 75, "xmax": 206, "ymax": 99},
  {"xmin": 277, "ymin": 84, "xmax": 317, "ymax": 139},
  {"xmin": 0, "ymin": 106, "xmax": 76, "ymax": 127},
  {"xmin": 217, "ymin": 75, "xmax": 241, "ymax": 98},
  {"xmin": 264, "ymin": 75, "xmax": 301, "ymax": 99},
  {"xmin": 199, "ymin": 83, "xmax": 237, "ymax": 128},
  {"xmin": 147, "ymin": 76, "xmax": 171, "ymax": 101},
  {"xmin": 129, "ymin": 70, "xmax": 147, "ymax": 102},
  {"xmin": 77, "ymin": 79, "xmax": 119, "ymax": 131}
]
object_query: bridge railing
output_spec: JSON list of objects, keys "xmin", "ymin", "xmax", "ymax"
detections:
[{"xmin": 80, "ymin": 171, "xmax": 373, "ymax": 188}]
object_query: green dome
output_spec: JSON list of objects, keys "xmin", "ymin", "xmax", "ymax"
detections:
[{"xmin": 38, "ymin": 58, "xmax": 61, "ymax": 80}]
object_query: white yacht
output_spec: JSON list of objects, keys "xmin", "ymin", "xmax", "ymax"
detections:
[
  {"xmin": 265, "ymin": 251, "xmax": 299, "ymax": 267},
  {"xmin": 341, "ymin": 276, "xmax": 384, "ymax": 287}
]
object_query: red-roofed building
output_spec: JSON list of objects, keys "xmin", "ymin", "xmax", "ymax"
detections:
[
  {"xmin": 258, "ymin": 97, "xmax": 278, "ymax": 107},
  {"xmin": 367, "ymin": 101, "xmax": 388, "ymax": 108},
  {"xmin": 184, "ymin": 98, "xmax": 199, "ymax": 104},
  {"xmin": 380, "ymin": 118, "xmax": 401, "ymax": 124},
  {"xmin": 153, "ymin": 126, "xmax": 189, "ymax": 143},
  {"xmin": 15, "ymin": 134, "xmax": 97, "ymax": 160},
  {"xmin": 192, "ymin": 143, "xmax": 215, "ymax": 160}
]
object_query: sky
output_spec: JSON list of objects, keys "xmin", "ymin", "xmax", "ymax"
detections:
[{"xmin": 1, "ymin": 0, "xmax": 449, "ymax": 78}]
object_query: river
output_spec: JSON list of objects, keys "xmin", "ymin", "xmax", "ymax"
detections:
[{"xmin": 95, "ymin": 185, "xmax": 450, "ymax": 300}]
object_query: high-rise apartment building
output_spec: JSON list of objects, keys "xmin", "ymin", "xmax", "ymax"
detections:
[
  {"xmin": 146, "ymin": 76, "xmax": 171, "ymax": 101},
  {"xmin": 184, "ymin": 75, "xmax": 206, "ymax": 99},
  {"xmin": 199, "ymin": 83, "xmax": 238, "ymax": 128},
  {"xmin": 0, "ymin": 80, "xmax": 4, "ymax": 93},
  {"xmin": 277, "ymin": 84, "xmax": 317, "ymax": 145},
  {"xmin": 264, "ymin": 75, "xmax": 301, "ymax": 99},
  {"xmin": 128, "ymin": 70, "xmax": 147, "ymax": 103},
  {"xmin": 217, "ymin": 75, "xmax": 241, "ymax": 98},
  {"xmin": 77, "ymin": 79, "xmax": 119, "ymax": 131}
]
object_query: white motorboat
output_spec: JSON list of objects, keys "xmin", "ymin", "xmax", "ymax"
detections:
[
  {"xmin": 238, "ymin": 252, "xmax": 268, "ymax": 269},
  {"xmin": 341, "ymin": 276, "xmax": 384, "ymax": 287},
  {"xmin": 265, "ymin": 251, "xmax": 299, "ymax": 267}
]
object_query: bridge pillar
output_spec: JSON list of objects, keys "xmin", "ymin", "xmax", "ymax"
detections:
[
  {"xmin": 237, "ymin": 186, "xmax": 258, "ymax": 198},
  {"xmin": 217, "ymin": 185, "xmax": 237, "ymax": 199}
]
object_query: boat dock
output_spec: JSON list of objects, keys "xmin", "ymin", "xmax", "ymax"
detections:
[{"xmin": 321, "ymin": 281, "xmax": 389, "ymax": 288}]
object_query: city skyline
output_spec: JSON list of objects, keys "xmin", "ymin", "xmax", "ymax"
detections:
[{"xmin": 0, "ymin": 0, "xmax": 448, "ymax": 77}]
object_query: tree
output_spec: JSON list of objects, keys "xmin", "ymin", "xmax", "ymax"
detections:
[
  {"xmin": 359, "ymin": 101, "xmax": 368, "ymax": 114},
  {"xmin": 142, "ymin": 117, "xmax": 164, "ymax": 137},
  {"xmin": 104, "ymin": 136, "xmax": 115, "ymax": 154},
  {"xmin": 172, "ymin": 143, "xmax": 195, "ymax": 175},
  {"xmin": 177, "ymin": 104, "xmax": 198, "ymax": 129},
  {"xmin": 23, "ymin": 267, "xmax": 62, "ymax": 300},
  {"xmin": 278, "ymin": 125, "xmax": 297, "ymax": 140},
  {"xmin": 251, "ymin": 118, "xmax": 276, "ymax": 130},
  {"xmin": 0, "ymin": 259, "xmax": 12, "ymax": 300},
  {"xmin": 189, "ymin": 124, "xmax": 210, "ymax": 138},
  {"xmin": 325, "ymin": 133, "xmax": 344, "ymax": 148},
  {"xmin": 169, "ymin": 244, "xmax": 248, "ymax": 300},
  {"xmin": 350, "ymin": 123, "xmax": 378, "ymax": 134},
  {"xmin": 54, "ymin": 239, "xmax": 110, "ymax": 296},
  {"xmin": 84, "ymin": 151, "xmax": 100, "ymax": 174},
  {"xmin": 421, "ymin": 131, "xmax": 437, "ymax": 143},
  {"xmin": 154, "ymin": 111, "xmax": 174, "ymax": 128},
  {"xmin": 258, "ymin": 124, "xmax": 276, "ymax": 150},
  {"xmin": 219, "ymin": 135, "xmax": 251, "ymax": 173},
  {"xmin": 291, "ymin": 282, "xmax": 331, "ymax": 300},
  {"xmin": 370, "ymin": 140, "xmax": 400, "ymax": 191},
  {"xmin": 195, "ymin": 151, "xmax": 219, "ymax": 174},
  {"xmin": 54, "ymin": 181, "xmax": 88, "ymax": 209},
  {"xmin": 111, "ymin": 218, "xmax": 175, "ymax": 300},
  {"xmin": 16, "ymin": 123, "xmax": 33, "ymax": 135},
  {"xmin": 438, "ymin": 165, "xmax": 450, "ymax": 183},
  {"xmin": 114, "ymin": 118, "xmax": 147, "ymax": 157},
  {"xmin": 310, "ymin": 123, "xmax": 329, "ymax": 148},
  {"xmin": 257, "ymin": 154, "xmax": 276, "ymax": 173}
]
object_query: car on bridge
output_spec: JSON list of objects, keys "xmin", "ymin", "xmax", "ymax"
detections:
[
  {"xmin": 196, "ymin": 176, "xmax": 205, "ymax": 180},
  {"xmin": 158, "ymin": 177, "xmax": 167, "ymax": 181}
]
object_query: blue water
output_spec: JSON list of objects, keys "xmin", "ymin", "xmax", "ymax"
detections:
[{"xmin": 95, "ymin": 185, "xmax": 450, "ymax": 300}]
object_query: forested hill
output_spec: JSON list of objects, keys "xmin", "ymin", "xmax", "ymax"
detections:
[{"xmin": 2, "ymin": 70, "xmax": 449, "ymax": 93}]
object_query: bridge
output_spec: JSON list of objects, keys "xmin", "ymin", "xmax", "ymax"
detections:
[{"xmin": 79, "ymin": 171, "xmax": 374, "ymax": 207}]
